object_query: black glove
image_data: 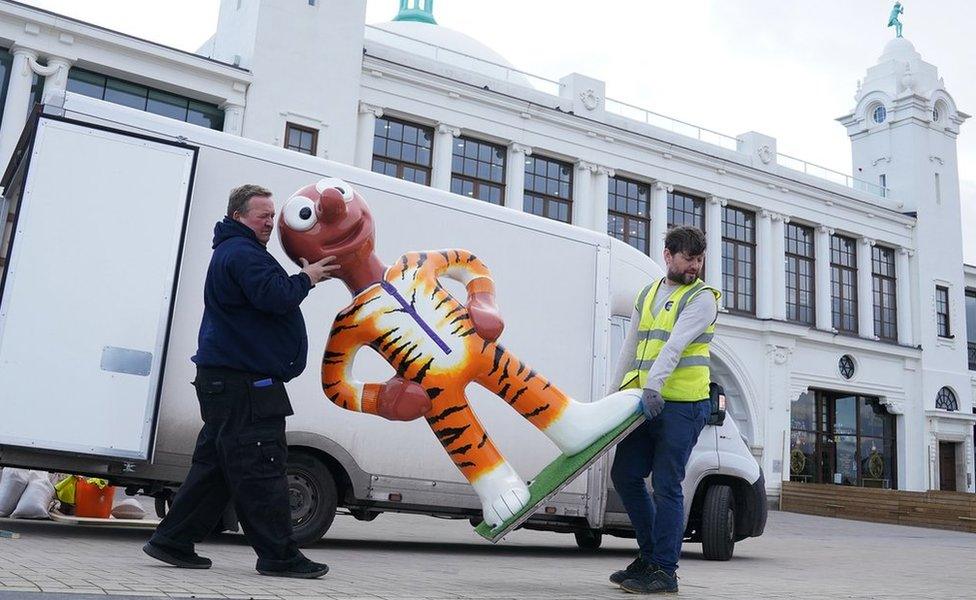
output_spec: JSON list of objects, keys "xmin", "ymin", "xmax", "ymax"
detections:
[{"xmin": 641, "ymin": 388, "xmax": 665, "ymax": 420}]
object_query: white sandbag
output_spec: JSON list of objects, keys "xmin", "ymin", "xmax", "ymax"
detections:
[
  {"xmin": 111, "ymin": 498, "xmax": 146, "ymax": 520},
  {"xmin": 0, "ymin": 468, "xmax": 31, "ymax": 517},
  {"xmin": 10, "ymin": 472, "xmax": 55, "ymax": 519}
]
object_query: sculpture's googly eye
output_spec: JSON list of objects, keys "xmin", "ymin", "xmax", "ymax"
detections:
[
  {"xmin": 283, "ymin": 195, "xmax": 317, "ymax": 232},
  {"xmin": 316, "ymin": 177, "xmax": 355, "ymax": 203}
]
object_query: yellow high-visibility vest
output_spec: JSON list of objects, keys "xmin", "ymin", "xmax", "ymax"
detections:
[{"xmin": 619, "ymin": 278, "xmax": 720, "ymax": 401}]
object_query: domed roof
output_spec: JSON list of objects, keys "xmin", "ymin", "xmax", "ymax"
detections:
[
  {"xmin": 366, "ymin": 20, "xmax": 533, "ymax": 88},
  {"xmin": 878, "ymin": 37, "xmax": 920, "ymax": 62}
]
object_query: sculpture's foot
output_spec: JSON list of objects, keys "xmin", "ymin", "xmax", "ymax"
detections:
[
  {"xmin": 543, "ymin": 389, "xmax": 642, "ymax": 456},
  {"xmin": 471, "ymin": 461, "xmax": 530, "ymax": 528}
]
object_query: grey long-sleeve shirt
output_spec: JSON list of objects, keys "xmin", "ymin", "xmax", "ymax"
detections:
[{"xmin": 611, "ymin": 280, "xmax": 718, "ymax": 393}]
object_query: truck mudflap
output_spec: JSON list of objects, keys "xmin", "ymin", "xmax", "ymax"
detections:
[{"xmin": 736, "ymin": 470, "xmax": 768, "ymax": 539}]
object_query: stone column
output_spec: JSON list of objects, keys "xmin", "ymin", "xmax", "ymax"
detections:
[
  {"xmin": 354, "ymin": 103, "xmax": 383, "ymax": 170},
  {"xmin": 896, "ymin": 247, "xmax": 913, "ymax": 345},
  {"xmin": 0, "ymin": 47, "xmax": 38, "ymax": 170},
  {"xmin": 592, "ymin": 165, "xmax": 613, "ymax": 234},
  {"xmin": 572, "ymin": 161, "xmax": 595, "ymax": 227},
  {"xmin": 504, "ymin": 143, "xmax": 531, "ymax": 211},
  {"xmin": 431, "ymin": 123, "xmax": 460, "ymax": 191},
  {"xmin": 706, "ymin": 196, "xmax": 725, "ymax": 305},
  {"xmin": 756, "ymin": 210, "xmax": 773, "ymax": 319},
  {"xmin": 650, "ymin": 181, "xmax": 671, "ymax": 266},
  {"xmin": 220, "ymin": 102, "xmax": 245, "ymax": 136},
  {"xmin": 857, "ymin": 237, "xmax": 876, "ymax": 339},
  {"xmin": 771, "ymin": 214, "xmax": 788, "ymax": 320},
  {"xmin": 815, "ymin": 225, "xmax": 834, "ymax": 330}
]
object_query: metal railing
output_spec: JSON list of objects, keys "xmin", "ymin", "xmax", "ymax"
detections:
[
  {"xmin": 778, "ymin": 152, "xmax": 890, "ymax": 198},
  {"xmin": 603, "ymin": 97, "xmax": 739, "ymax": 151},
  {"xmin": 364, "ymin": 25, "xmax": 891, "ymax": 199}
]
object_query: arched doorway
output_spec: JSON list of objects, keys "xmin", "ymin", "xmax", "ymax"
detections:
[{"xmin": 709, "ymin": 351, "xmax": 758, "ymax": 448}]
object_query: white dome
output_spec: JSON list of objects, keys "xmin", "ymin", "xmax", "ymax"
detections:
[
  {"xmin": 366, "ymin": 21, "xmax": 533, "ymax": 88},
  {"xmin": 878, "ymin": 37, "xmax": 920, "ymax": 62}
]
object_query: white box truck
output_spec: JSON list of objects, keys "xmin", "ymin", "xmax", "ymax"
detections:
[{"xmin": 0, "ymin": 93, "xmax": 766, "ymax": 558}]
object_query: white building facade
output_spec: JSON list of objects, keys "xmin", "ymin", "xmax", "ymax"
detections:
[{"xmin": 0, "ymin": 0, "xmax": 973, "ymax": 501}]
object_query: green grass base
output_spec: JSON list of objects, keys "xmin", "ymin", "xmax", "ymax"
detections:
[{"xmin": 475, "ymin": 411, "xmax": 643, "ymax": 541}]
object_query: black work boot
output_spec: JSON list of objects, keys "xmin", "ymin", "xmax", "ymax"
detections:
[
  {"xmin": 620, "ymin": 563, "xmax": 678, "ymax": 594},
  {"xmin": 609, "ymin": 555, "xmax": 648, "ymax": 585},
  {"xmin": 258, "ymin": 558, "xmax": 329, "ymax": 579},
  {"xmin": 143, "ymin": 542, "xmax": 212, "ymax": 569}
]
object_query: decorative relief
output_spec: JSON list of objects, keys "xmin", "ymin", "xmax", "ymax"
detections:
[
  {"xmin": 579, "ymin": 88, "xmax": 601, "ymax": 111},
  {"xmin": 757, "ymin": 145, "xmax": 773, "ymax": 164}
]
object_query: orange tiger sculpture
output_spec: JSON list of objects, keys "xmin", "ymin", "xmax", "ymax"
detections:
[{"xmin": 278, "ymin": 178, "xmax": 639, "ymax": 526}]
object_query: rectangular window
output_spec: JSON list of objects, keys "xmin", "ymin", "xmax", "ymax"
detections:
[
  {"xmin": 785, "ymin": 223, "xmax": 815, "ymax": 325},
  {"xmin": 879, "ymin": 173, "xmax": 887, "ymax": 198},
  {"xmin": 371, "ymin": 116, "xmax": 433, "ymax": 185},
  {"xmin": 0, "ymin": 48, "xmax": 12, "ymax": 127},
  {"xmin": 830, "ymin": 234, "xmax": 858, "ymax": 333},
  {"xmin": 935, "ymin": 172, "xmax": 941, "ymax": 204},
  {"xmin": 667, "ymin": 190, "xmax": 705, "ymax": 231},
  {"xmin": 871, "ymin": 246, "xmax": 898, "ymax": 341},
  {"xmin": 721, "ymin": 205, "xmax": 755, "ymax": 314},
  {"xmin": 966, "ymin": 289, "xmax": 976, "ymax": 370},
  {"xmin": 523, "ymin": 155, "xmax": 572, "ymax": 223},
  {"xmin": 450, "ymin": 136, "xmax": 506, "ymax": 205},
  {"xmin": 284, "ymin": 122, "xmax": 318, "ymax": 155},
  {"xmin": 66, "ymin": 67, "xmax": 224, "ymax": 130},
  {"xmin": 790, "ymin": 391, "xmax": 897, "ymax": 489},
  {"xmin": 608, "ymin": 176, "xmax": 651, "ymax": 255},
  {"xmin": 936, "ymin": 285, "xmax": 951, "ymax": 338}
]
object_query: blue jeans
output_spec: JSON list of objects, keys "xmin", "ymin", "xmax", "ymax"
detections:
[{"xmin": 610, "ymin": 399, "xmax": 710, "ymax": 574}]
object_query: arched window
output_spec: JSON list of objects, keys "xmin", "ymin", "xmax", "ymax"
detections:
[
  {"xmin": 872, "ymin": 105, "xmax": 887, "ymax": 124},
  {"xmin": 935, "ymin": 387, "xmax": 958, "ymax": 411}
]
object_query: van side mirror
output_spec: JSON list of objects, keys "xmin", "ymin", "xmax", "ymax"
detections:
[{"xmin": 707, "ymin": 382, "xmax": 726, "ymax": 426}]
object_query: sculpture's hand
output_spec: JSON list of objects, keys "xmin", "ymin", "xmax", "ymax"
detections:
[
  {"xmin": 377, "ymin": 377, "xmax": 432, "ymax": 421},
  {"xmin": 467, "ymin": 292, "xmax": 504, "ymax": 342}
]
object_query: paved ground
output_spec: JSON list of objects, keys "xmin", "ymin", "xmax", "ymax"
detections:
[{"xmin": 0, "ymin": 509, "xmax": 974, "ymax": 600}]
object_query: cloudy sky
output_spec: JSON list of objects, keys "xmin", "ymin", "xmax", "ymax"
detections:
[{"xmin": 18, "ymin": 0, "xmax": 976, "ymax": 260}]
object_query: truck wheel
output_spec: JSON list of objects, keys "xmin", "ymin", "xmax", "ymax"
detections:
[
  {"xmin": 574, "ymin": 528, "xmax": 603, "ymax": 550},
  {"xmin": 701, "ymin": 484, "xmax": 735, "ymax": 561},
  {"xmin": 287, "ymin": 451, "xmax": 338, "ymax": 547}
]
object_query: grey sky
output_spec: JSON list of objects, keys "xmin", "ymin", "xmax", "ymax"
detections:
[{"xmin": 17, "ymin": 0, "xmax": 976, "ymax": 260}]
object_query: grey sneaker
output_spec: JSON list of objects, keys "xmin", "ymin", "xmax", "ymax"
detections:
[
  {"xmin": 620, "ymin": 563, "xmax": 678, "ymax": 594},
  {"xmin": 610, "ymin": 555, "xmax": 648, "ymax": 585}
]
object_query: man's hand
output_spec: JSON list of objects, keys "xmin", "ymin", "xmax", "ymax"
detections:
[
  {"xmin": 641, "ymin": 388, "xmax": 665, "ymax": 420},
  {"xmin": 300, "ymin": 256, "xmax": 340, "ymax": 285},
  {"xmin": 377, "ymin": 377, "xmax": 432, "ymax": 421},
  {"xmin": 467, "ymin": 292, "xmax": 504, "ymax": 342}
]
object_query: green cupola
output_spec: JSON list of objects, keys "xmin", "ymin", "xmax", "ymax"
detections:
[{"xmin": 393, "ymin": 0, "xmax": 437, "ymax": 25}]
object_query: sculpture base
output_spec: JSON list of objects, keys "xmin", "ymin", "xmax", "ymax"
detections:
[{"xmin": 474, "ymin": 411, "xmax": 644, "ymax": 543}]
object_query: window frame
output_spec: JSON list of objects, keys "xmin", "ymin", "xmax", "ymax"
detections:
[
  {"xmin": 607, "ymin": 175, "xmax": 651, "ymax": 255},
  {"xmin": 283, "ymin": 122, "xmax": 318, "ymax": 156},
  {"xmin": 666, "ymin": 189, "xmax": 705, "ymax": 231},
  {"xmin": 871, "ymin": 245, "xmax": 898, "ymax": 342},
  {"xmin": 936, "ymin": 285, "xmax": 951, "ymax": 338},
  {"xmin": 830, "ymin": 234, "xmax": 859, "ymax": 334},
  {"xmin": 721, "ymin": 204, "xmax": 756, "ymax": 315},
  {"xmin": 370, "ymin": 115, "xmax": 434, "ymax": 186},
  {"xmin": 785, "ymin": 222, "xmax": 816, "ymax": 325},
  {"xmin": 522, "ymin": 154, "xmax": 573, "ymax": 224},
  {"xmin": 449, "ymin": 135, "xmax": 507, "ymax": 206},
  {"xmin": 966, "ymin": 288, "xmax": 976, "ymax": 370}
]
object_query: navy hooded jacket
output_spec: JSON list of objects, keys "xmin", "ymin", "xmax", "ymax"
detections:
[{"xmin": 192, "ymin": 217, "xmax": 313, "ymax": 382}]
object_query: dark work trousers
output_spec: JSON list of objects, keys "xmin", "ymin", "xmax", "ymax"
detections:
[
  {"xmin": 150, "ymin": 366, "xmax": 305, "ymax": 571},
  {"xmin": 610, "ymin": 399, "xmax": 710, "ymax": 575}
]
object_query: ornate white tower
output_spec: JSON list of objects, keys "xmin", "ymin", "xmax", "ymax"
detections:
[
  {"xmin": 209, "ymin": 0, "xmax": 367, "ymax": 163},
  {"xmin": 838, "ymin": 35, "xmax": 972, "ymax": 490}
]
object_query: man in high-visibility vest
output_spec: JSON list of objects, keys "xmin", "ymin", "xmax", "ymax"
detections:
[{"xmin": 608, "ymin": 226, "xmax": 719, "ymax": 594}]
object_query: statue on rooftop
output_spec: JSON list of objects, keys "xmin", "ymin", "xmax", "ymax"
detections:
[{"xmin": 888, "ymin": 2, "xmax": 904, "ymax": 38}]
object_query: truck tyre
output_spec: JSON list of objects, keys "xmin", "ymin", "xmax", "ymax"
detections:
[
  {"xmin": 701, "ymin": 484, "xmax": 735, "ymax": 560},
  {"xmin": 287, "ymin": 450, "xmax": 338, "ymax": 547},
  {"xmin": 574, "ymin": 528, "xmax": 603, "ymax": 550}
]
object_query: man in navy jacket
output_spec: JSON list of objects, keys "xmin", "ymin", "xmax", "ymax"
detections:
[{"xmin": 145, "ymin": 184, "xmax": 337, "ymax": 578}]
